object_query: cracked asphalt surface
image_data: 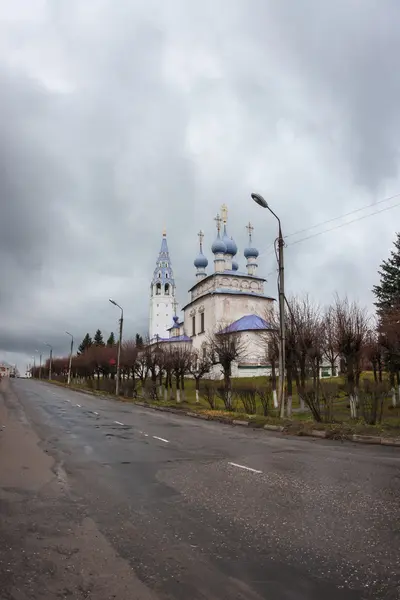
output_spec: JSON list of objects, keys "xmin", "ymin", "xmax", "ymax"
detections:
[{"xmin": 0, "ymin": 378, "xmax": 399, "ymax": 599}]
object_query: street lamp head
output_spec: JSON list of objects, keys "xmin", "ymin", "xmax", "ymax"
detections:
[
  {"xmin": 109, "ymin": 298, "xmax": 117, "ymax": 306},
  {"xmin": 251, "ymin": 192, "xmax": 268, "ymax": 209}
]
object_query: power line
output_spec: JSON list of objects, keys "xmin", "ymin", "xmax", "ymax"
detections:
[
  {"xmin": 287, "ymin": 201, "xmax": 400, "ymax": 247},
  {"xmin": 285, "ymin": 191, "xmax": 400, "ymax": 240}
]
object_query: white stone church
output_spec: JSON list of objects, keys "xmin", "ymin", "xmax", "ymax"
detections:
[{"xmin": 149, "ymin": 205, "xmax": 276, "ymax": 377}]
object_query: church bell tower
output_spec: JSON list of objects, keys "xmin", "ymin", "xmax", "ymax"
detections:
[{"xmin": 149, "ymin": 230, "xmax": 177, "ymax": 341}]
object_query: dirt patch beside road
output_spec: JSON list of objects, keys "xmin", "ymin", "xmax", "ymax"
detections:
[{"xmin": 0, "ymin": 379, "xmax": 159, "ymax": 600}]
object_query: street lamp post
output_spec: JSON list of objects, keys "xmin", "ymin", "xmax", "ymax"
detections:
[
  {"xmin": 32, "ymin": 355, "xmax": 36, "ymax": 378},
  {"xmin": 35, "ymin": 349, "xmax": 43, "ymax": 380},
  {"xmin": 66, "ymin": 332, "xmax": 74, "ymax": 385},
  {"xmin": 109, "ymin": 299, "xmax": 124, "ymax": 397},
  {"xmin": 45, "ymin": 343, "xmax": 53, "ymax": 381},
  {"xmin": 251, "ymin": 192, "xmax": 286, "ymax": 418}
]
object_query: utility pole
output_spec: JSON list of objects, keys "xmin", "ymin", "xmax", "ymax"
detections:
[
  {"xmin": 277, "ymin": 223, "xmax": 286, "ymax": 418},
  {"xmin": 109, "ymin": 299, "xmax": 124, "ymax": 397},
  {"xmin": 46, "ymin": 343, "xmax": 53, "ymax": 381},
  {"xmin": 66, "ymin": 332, "xmax": 74, "ymax": 385},
  {"xmin": 251, "ymin": 192, "xmax": 286, "ymax": 417}
]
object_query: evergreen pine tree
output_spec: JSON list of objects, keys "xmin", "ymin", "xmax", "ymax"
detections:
[
  {"xmin": 94, "ymin": 329, "xmax": 105, "ymax": 346},
  {"xmin": 135, "ymin": 333, "xmax": 144, "ymax": 347},
  {"xmin": 373, "ymin": 233, "xmax": 400, "ymax": 314},
  {"xmin": 77, "ymin": 333, "xmax": 92, "ymax": 355},
  {"xmin": 107, "ymin": 332, "xmax": 116, "ymax": 346}
]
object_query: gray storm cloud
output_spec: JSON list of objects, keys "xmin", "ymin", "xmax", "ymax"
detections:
[{"xmin": 1, "ymin": 0, "xmax": 400, "ymax": 369}]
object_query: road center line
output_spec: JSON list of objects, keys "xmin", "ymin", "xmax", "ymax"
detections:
[
  {"xmin": 76, "ymin": 404, "xmax": 81, "ymax": 408},
  {"xmin": 228, "ymin": 462, "xmax": 262, "ymax": 474},
  {"xmin": 93, "ymin": 411, "xmax": 99, "ymax": 416},
  {"xmin": 153, "ymin": 436, "xmax": 169, "ymax": 443},
  {"xmin": 114, "ymin": 421, "xmax": 124, "ymax": 426}
]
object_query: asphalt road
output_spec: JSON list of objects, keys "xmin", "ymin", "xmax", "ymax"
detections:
[{"xmin": 1, "ymin": 379, "xmax": 399, "ymax": 600}]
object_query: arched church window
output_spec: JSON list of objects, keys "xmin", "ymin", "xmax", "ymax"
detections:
[
  {"xmin": 156, "ymin": 283, "xmax": 161, "ymax": 295},
  {"xmin": 165, "ymin": 283, "xmax": 170, "ymax": 295},
  {"xmin": 165, "ymin": 273, "xmax": 169, "ymax": 278},
  {"xmin": 158, "ymin": 272, "xmax": 161, "ymax": 278}
]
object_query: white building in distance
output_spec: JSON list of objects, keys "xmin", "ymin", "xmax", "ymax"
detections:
[{"xmin": 149, "ymin": 205, "xmax": 276, "ymax": 377}]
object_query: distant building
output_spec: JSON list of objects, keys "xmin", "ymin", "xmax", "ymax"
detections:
[{"xmin": 0, "ymin": 362, "xmax": 14, "ymax": 378}]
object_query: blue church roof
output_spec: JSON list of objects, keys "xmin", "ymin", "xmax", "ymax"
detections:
[
  {"xmin": 219, "ymin": 314, "xmax": 274, "ymax": 334},
  {"xmin": 158, "ymin": 334, "xmax": 192, "ymax": 343}
]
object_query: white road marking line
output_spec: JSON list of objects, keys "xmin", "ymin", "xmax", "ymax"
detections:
[
  {"xmin": 66, "ymin": 399, "xmax": 71, "ymax": 403},
  {"xmin": 76, "ymin": 404, "xmax": 81, "ymax": 408},
  {"xmin": 114, "ymin": 421, "xmax": 124, "ymax": 426},
  {"xmin": 153, "ymin": 436, "xmax": 169, "ymax": 443},
  {"xmin": 228, "ymin": 462, "xmax": 262, "ymax": 474},
  {"xmin": 144, "ymin": 433, "xmax": 149, "ymax": 437},
  {"xmin": 93, "ymin": 411, "xmax": 99, "ymax": 416}
]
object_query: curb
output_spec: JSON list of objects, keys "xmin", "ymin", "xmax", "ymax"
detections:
[
  {"xmin": 352, "ymin": 434, "xmax": 382, "ymax": 445},
  {"xmin": 302, "ymin": 429, "xmax": 328, "ymax": 439},
  {"xmin": 381, "ymin": 437, "xmax": 400, "ymax": 447},
  {"xmin": 264, "ymin": 424, "xmax": 284, "ymax": 432},
  {"xmin": 232, "ymin": 420, "xmax": 249, "ymax": 427}
]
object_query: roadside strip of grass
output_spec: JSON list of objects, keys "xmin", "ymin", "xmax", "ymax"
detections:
[{"xmin": 43, "ymin": 379, "xmax": 400, "ymax": 446}]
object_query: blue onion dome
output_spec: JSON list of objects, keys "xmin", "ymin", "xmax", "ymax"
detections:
[
  {"xmin": 172, "ymin": 315, "xmax": 180, "ymax": 328},
  {"xmin": 232, "ymin": 260, "xmax": 239, "ymax": 271},
  {"xmin": 212, "ymin": 232, "xmax": 227, "ymax": 254},
  {"xmin": 228, "ymin": 236, "xmax": 238, "ymax": 256},
  {"xmin": 194, "ymin": 252, "xmax": 208, "ymax": 268},
  {"xmin": 221, "ymin": 225, "xmax": 237, "ymax": 256},
  {"xmin": 244, "ymin": 245, "xmax": 259, "ymax": 259}
]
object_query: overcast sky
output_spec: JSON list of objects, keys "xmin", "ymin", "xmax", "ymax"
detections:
[{"xmin": 1, "ymin": 0, "xmax": 400, "ymax": 371}]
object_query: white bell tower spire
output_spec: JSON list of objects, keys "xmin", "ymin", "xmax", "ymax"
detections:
[{"xmin": 149, "ymin": 230, "xmax": 177, "ymax": 341}]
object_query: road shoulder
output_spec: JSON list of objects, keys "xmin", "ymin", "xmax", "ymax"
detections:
[{"xmin": 0, "ymin": 379, "xmax": 159, "ymax": 600}]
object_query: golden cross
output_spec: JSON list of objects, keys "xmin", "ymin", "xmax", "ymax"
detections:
[
  {"xmin": 198, "ymin": 230, "xmax": 204, "ymax": 248},
  {"xmin": 246, "ymin": 221, "xmax": 254, "ymax": 241},
  {"xmin": 220, "ymin": 204, "xmax": 228, "ymax": 224},
  {"xmin": 214, "ymin": 213, "xmax": 222, "ymax": 232}
]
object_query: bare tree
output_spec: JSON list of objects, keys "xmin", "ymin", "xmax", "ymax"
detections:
[
  {"xmin": 333, "ymin": 295, "xmax": 370, "ymax": 418},
  {"xmin": 285, "ymin": 295, "xmax": 323, "ymax": 415},
  {"xmin": 120, "ymin": 339, "xmax": 138, "ymax": 396},
  {"xmin": 168, "ymin": 343, "xmax": 192, "ymax": 403},
  {"xmin": 208, "ymin": 322, "xmax": 248, "ymax": 411},
  {"xmin": 261, "ymin": 307, "xmax": 279, "ymax": 409},
  {"xmin": 379, "ymin": 305, "xmax": 400, "ymax": 406},
  {"xmin": 364, "ymin": 328, "xmax": 383, "ymax": 384},
  {"xmin": 188, "ymin": 346, "xmax": 212, "ymax": 403},
  {"xmin": 322, "ymin": 305, "xmax": 340, "ymax": 377}
]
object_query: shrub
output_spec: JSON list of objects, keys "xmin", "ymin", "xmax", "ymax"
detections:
[{"xmin": 201, "ymin": 382, "xmax": 218, "ymax": 409}]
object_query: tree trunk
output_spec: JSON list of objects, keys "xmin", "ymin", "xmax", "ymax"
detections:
[
  {"xmin": 181, "ymin": 375, "xmax": 185, "ymax": 401},
  {"xmin": 286, "ymin": 365, "xmax": 293, "ymax": 418},
  {"xmin": 195, "ymin": 379, "xmax": 200, "ymax": 403},
  {"xmin": 372, "ymin": 361, "xmax": 377, "ymax": 383},
  {"xmin": 330, "ymin": 359, "xmax": 336, "ymax": 377},
  {"xmin": 294, "ymin": 366, "xmax": 305, "ymax": 411},
  {"xmin": 224, "ymin": 365, "xmax": 232, "ymax": 410},
  {"xmin": 271, "ymin": 360, "xmax": 278, "ymax": 408}
]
